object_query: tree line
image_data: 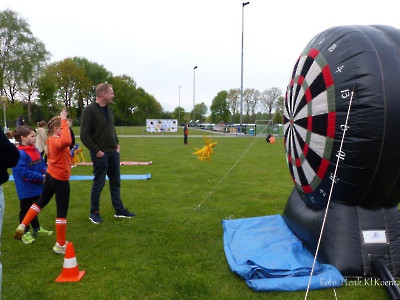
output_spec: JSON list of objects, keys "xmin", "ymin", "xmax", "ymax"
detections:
[
  {"xmin": 208, "ymin": 87, "xmax": 284, "ymax": 125},
  {"xmin": 1, "ymin": 9, "xmax": 284, "ymax": 128},
  {"xmin": 0, "ymin": 9, "xmax": 163, "ymax": 127}
]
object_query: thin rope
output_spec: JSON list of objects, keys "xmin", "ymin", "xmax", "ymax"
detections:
[
  {"xmin": 304, "ymin": 85, "xmax": 356, "ymax": 300},
  {"xmin": 196, "ymin": 137, "xmax": 258, "ymax": 209},
  {"xmin": 196, "ymin": 113, "xmax": 279, "ymax": 210}
]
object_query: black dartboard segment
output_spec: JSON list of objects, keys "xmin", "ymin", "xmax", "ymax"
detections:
[{"xmin": 284, "ymin": 25, "xmax": 400, "ymax": 209}]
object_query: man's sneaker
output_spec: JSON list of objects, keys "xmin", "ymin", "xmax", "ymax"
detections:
[
  {"xmin": 33, "ymin": 227, "xmax": 53, "ymax": 236},
  {"xmin": 115, "ymin": 209, "xmax": 136, "ymax": 218},
  {"xmin": 13, "ymin": 224, "xmax": 26, "ymax": 240},
  {"xmin": 89, "ymin": 212, "xmax": 103, "ymax": 224},
  {"xmin": 53, "ymin": 242, "xmax": 67, "ymax": 254},
  {"xmin": 22, "ymin": 232, "xmax": 36, "ymax": 244}
]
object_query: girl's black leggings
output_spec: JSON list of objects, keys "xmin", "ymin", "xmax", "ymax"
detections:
[{"xmin": 36, "ymin": 173, "xmax": 70, "ymax": 218}]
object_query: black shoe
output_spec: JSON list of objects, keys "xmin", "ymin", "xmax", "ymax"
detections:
[
  {"xmin": 89, "ymin": 212, "xmax": 103, "ymax": 224},
  {"xmin": 115, "ymin": 209, "xmax": 135, "ymax": 218}
]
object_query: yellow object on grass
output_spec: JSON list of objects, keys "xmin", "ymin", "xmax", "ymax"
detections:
[
  {"xmin": 72, "ymin": 144, "xmax": 86, "ymax": 165},
  {"xmin": 193, "ymin": 136, "xmax": 217, "ymax": 161}
]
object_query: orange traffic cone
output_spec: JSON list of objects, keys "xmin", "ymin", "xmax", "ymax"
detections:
[{"xmin": 55, "ymin": 242, "xmax": 85, "ymax": 282}]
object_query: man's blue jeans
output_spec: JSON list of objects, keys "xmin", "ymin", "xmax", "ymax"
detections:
[{"xmin": 90, "ymin": 151, "xmax": 124, "ymax": 213}]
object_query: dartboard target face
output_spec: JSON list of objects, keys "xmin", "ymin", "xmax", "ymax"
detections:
[
  {"xmin": 284, "ymin": 25, "xmax": 400, "ymax": 209},
  {"xmin": 285, "ymin": 48, "xmax": 335, "ymax": 194}
]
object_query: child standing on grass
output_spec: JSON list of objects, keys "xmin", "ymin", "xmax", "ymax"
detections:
[
  {"xmin": 12, "ymin": 126, "xmax": 53, "ymax": 244},
  {"xmin": 14, "ymin": 109, "xmax": 72, "ymax": 254}
]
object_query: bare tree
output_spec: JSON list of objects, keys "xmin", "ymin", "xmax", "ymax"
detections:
[
  {"xmin": 249, "ymin": 89, "xmax": 261, "ymax": 122},
  {"xmin": 261, "ymin": 87, "xmax": 282, "ymax": 120},
  {"xmin": 226, "ymin": 88, "xmax": 240, "ymax": 115},
  {"xmin": 243, "ymin": 88, "xmax": 254, "ymax": 123},
  {"xmin": 19, "ymin": 42, "xmax": 50, "ymax": 123}
]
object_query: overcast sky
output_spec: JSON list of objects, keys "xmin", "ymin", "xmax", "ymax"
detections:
[{"xmin": 1, "ymin": 0, "xmax": 399, "ymax": 112}]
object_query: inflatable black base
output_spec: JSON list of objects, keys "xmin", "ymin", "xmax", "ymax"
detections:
[{"xmin": 283, "ymin": 187, "xmax": 400, "ymax": 277}]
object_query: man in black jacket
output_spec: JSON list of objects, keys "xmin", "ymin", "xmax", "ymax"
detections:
[
  {"xmin": 80, "ymin": 83, "xmax": 135, "ymax": 224},
  {"xmin": 0, "ymin": 128, "xmax": 20, "ymax": 294}
]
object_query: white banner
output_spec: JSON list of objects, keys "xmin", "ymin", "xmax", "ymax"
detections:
[{"xmin": 146, "ymin": 119, "xmax": 178, "ymax": 132}]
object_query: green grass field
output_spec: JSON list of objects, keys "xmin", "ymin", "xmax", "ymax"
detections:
[{"xmin": 1, "ymin": 129, "xmax": 390, "ymax": 299}]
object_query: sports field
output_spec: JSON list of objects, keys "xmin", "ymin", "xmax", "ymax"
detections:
[{"xmin": 1, "ymin": 128, "xmax": 389, "ymax": 299}]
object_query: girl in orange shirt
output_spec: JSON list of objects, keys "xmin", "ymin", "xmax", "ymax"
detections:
[{"xmin": 14, "ymin": 109, "xmax": 72, "ymax": 254}]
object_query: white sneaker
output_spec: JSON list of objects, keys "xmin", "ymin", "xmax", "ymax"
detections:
[
  {"xmin": 13, "ymin": 224, "xmax": 26, "ymax": 240},
  {"xmin": 53, "ymin": 242, "xmax": 67, "ymax": 254}
]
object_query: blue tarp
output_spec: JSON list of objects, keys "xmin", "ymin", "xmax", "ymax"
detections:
[
  {"xmin": 9, "ymin": 174, "xmax": 151, "ymax": 181},
  {"xmin": 222, "ymin": 215, "xmax": 344, "ymax": 292},
  {"xmin": 69, "ymin": 174, "xmax": 151, "ymax": 180}
]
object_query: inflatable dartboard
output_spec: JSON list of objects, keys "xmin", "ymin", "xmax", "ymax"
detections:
[{"xmin": 284, "ymin": 25, "xmax": 400, "ymax": 209}]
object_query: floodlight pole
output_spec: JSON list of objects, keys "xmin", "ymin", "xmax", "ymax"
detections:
[
  {"xmin": 240, "ymin": 2, "xmax": 250, "ymax": 132},
  {"xmin": 193, "ymin": 66, "xmax": 197, "ymax": 127},
  {"xmin": 179, "ymin": 85, "xmax": 182, "ymax": 125}
]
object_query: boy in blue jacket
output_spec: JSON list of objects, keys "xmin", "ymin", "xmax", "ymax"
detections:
[{"xmin": 12, "ymin": 125, "xmax": 52, "ymax": 244}]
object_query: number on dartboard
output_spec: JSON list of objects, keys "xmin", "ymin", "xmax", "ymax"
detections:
[
  {"xmin": 335, "ymin": 65, "xmax": 345, "ymax": 73},
  {"xmin": 341, "ymin": 89, "xmax": 350, "ymax": 99},
  {"xmin": 336, "ymin": 150, "xmax": 345, "ymax": 160}
]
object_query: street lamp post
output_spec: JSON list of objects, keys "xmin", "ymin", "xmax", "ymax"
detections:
[
  {"xmin": 193, "ymin": 66, "xmax": 197, "ymax": 127},
  {"xmin": 240, "ymin": 2, "xmax": 250, "ymax": 132},
  {"xmin": 178, "ymin": 85, "xmax": 182, "ymax": 125},
  {"xmin": 0, "ymin": 95, "xmax": 7, "ymax": 130}
]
